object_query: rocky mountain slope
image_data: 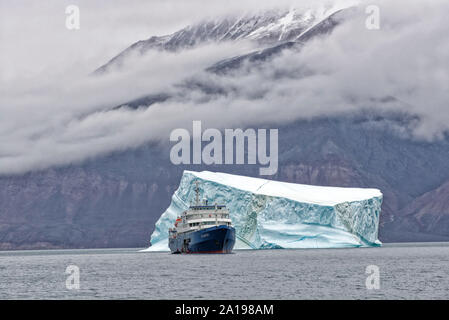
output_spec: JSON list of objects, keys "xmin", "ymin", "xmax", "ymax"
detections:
[
  {"xmin": 95, "ymin": 6, "xmax": 343, "ymax": 74},
  {"xmin": 1, "ymin": 115, "xmax": 449, "ymax": 249},
  {"xmin": 1, "ymin": 5, "xmax": 448, "ymax": 250},
  {"xmin": 395, "ymin": 180, "xmax": 449, "ymax": 238}
]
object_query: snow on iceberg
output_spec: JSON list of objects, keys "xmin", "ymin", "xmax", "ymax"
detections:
[{"xmin": 143, "ymin": 170, "xmax": 382, "ymax": 251}]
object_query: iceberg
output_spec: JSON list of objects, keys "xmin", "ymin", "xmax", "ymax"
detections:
[{"xmin": 143, "ymin": 170, "xmax": 382, "ymax": 251}]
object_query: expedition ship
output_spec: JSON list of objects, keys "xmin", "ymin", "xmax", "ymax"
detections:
[{"xmin": 168, "ymin": 182, "xmax": 235, "ymax": 254}]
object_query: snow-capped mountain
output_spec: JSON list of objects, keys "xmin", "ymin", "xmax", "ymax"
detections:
[
  {"xmin": 103, "ymin": 7, "xmax": 349, "ymax": 110},
  {"xmin": 95, "ymin": 5, "xmax": 350, "ymax": 74},
  {"xmin": 1, "ymin": 1, "xmax": 449, "ymax": 251}
]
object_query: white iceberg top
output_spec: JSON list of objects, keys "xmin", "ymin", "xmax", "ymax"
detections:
[{"xmin": 187, "ymin": 170, "xmax": 382, "ymax": 206}]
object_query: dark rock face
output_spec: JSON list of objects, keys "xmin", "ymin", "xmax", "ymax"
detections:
[
  {"xmin": 395, "ymin": 180, "xmax": 449, "ymax": 237},
  {"xmin": 0, "ymin": 166, "xmax": 173, "ymax": 249},
  {"xmin": 1, "ymin": 116, "xmax": 449, "ymax": 250}
]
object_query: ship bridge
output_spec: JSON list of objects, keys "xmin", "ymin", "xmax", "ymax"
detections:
[{"xmin": 171, "ymin": 181, "xmax": 233, "ymax": 234}]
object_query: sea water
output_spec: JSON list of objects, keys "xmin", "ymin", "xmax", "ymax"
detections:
[{"xmin": 0, "ymin": 243, "xmax": 448, "ymax": 299}]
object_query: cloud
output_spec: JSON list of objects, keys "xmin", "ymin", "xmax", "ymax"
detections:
[
  {"xmin": 0, "ymin": 0, "xmax": 448, "ymax": 175},
  {"xmin": 0, "ymin": 40, "xmax": 257, "ymax": 174},
  {"xmin": 162, "ymin": 0, "xmax": 449, "ymax": 137},
  {"xmin": 0, "ymin": 0, "xmax": 354, "ymax": 79}
]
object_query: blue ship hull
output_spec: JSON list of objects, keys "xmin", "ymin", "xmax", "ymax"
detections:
[{"xmin": 169, "ymin": 225, "xmax": 235, "ymax": 254}]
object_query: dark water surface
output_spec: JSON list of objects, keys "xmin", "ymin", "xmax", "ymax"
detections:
[{"xmin": 0, "ymin": 243, "xmax": 448, "ymax": 299}]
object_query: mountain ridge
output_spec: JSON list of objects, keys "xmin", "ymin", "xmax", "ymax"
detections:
[
  {"xmin": 1, "ymin": 114, "xmax": 449, "ymax": 249},
  {"xmin": 94, "ymin": 6, "xmax": 350, "ymax": 75},
  {"xmin": 1, "ymin": 5, "xmax": 448, "ymax": 250}
]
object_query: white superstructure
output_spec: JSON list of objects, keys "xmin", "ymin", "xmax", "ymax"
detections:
[{"xmin": 169, "ymin": 181, "xmax": 233, "ymax": 238}]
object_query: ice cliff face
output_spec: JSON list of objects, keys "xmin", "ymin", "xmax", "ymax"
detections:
[{"xmin": 146, "ymin": 170, "xmax": 382, "ymax": 251}]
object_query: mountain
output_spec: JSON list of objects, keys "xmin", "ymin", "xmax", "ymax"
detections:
[
  {"xmin": 1, "ymin": 5, "xmax": 449, "ymax": 250},
  {"xmin": 108, "ymin": 7, "xmax": 350, "ymax": 109},
  {"xmin": 205, "ymin": 6, "xmax": 345, "ymax": 75},
  {"xmin": 94, "ymin": 6, "xmax": 348, "ymax": 75},
  {"xmin": 396, "ymin": 180, "xmax": 449, "ymax": 237},
  {"xmin": 1, "ymin": 115, "xmax": 449, "ymax": 250}
]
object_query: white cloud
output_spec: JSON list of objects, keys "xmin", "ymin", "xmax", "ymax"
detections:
[{"xmin": 0, "ymin": 0, "xmax": 448, "ymax": 175}]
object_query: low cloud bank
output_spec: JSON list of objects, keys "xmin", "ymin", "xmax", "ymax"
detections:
[{"xmin": 0, "ymin": 0, "xmax": 448, "ymax": 175}]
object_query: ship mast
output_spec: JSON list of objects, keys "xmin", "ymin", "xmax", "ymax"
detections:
[{"xmin": 195, "ymin": 180, "xmax": 200, "ymax": 206}]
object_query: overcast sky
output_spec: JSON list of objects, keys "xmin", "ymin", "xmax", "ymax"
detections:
[
  {"xmin": 0, "ymin": 0, "xmax": 448, "ymax": 175},
  {"xmin": 1, "ymin": 0, "xmax": 348, "ymax": 79}
]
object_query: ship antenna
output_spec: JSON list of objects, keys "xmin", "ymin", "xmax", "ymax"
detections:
[{"xmin": 195, "ymin": 180, "xmax": 200, "ymax": 206}]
